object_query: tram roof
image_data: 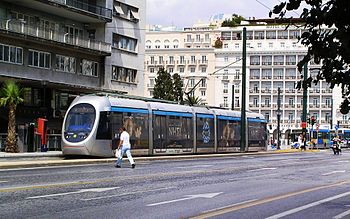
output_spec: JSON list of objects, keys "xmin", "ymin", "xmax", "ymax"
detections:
[
  {"xmin": 148, "ymin": 102, "xmax": 193, "ymax": 113},
  {"xmin": 108, "ymin": 96, "xmax": 149, "ymax": 109}
]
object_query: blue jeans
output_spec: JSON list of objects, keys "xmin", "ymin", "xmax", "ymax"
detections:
[{"xmin": 116, "ymin": 146, "xmax": 135, "ymax": 166}]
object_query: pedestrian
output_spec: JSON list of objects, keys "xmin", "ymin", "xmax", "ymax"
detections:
[{"xmin": 115, "ymin": 127, "xmax": 135, "ymax": 168}]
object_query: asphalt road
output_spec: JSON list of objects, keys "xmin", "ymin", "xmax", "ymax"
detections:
[{"xmin": 1, "ymin": 150, "xmax": 350, "ymax": 219}]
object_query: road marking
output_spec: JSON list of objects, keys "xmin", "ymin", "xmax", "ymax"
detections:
[
  {"xmin": 242, "ymin": 156, "xmax": 255, "ymax": 159},
  {"xmin": 322, "ymin": 170, "xmax": 346, "ymax": 176},
  {"xmin": 177, "ymin": 165, "xmax": 213, "ymax": 169},
  {"xmin": 27, "ymin": 187, "xmax": 119, "ymax": 199},
  {"xmin": 337, "ymin": 160, "xmax": 350, "ymax": 163},
  {"xmin": 333, "ymin": 209, "xmax": 350, "ymax": 219},
  {"xmin": 147, "ymin": 192, "xmax": 222, "ymax": 207},
  {"xmin": 201, "ymin": 199, "xmax": 258, "ymax": 214},
  {"xmin": 190, "ymin": 180, "xmax": 350, "ymax": 219},
  {"xmin": 0, "ymin": 163, "xmax": 104, "ymax": 172},
  {"xmin": 248, "ymin": 168, "xmax": 277, "ymax": 172},
  {"xmin": 0, "ymin": 180, "xmax": 8, "ymax": 183},
  {"xmin": 266, "ymin": 191, "xmax": 350, "ymax": 219},
  {"xmin": 81, "ymin": 187, "xmax": 175, "ymax": 201}
]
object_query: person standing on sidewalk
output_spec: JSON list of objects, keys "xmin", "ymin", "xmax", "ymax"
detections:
[{"xmin": 115, "ymin": 127, "xmax": 135, "ymax": 168}]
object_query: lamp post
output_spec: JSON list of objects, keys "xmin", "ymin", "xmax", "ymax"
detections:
[
  {"xmin": 277, "ymin": 87, "xmax": 281, "ymax": 150},
  {"xmin": 240, "ymin": 27, "xmax": 247, "ymax": 152}
]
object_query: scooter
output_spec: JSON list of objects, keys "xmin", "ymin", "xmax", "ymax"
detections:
[{"xmin": 332, "ymin": 141, "xmax": 341, "ymax": 155}]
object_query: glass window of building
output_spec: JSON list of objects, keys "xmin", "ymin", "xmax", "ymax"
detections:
[
  {"xmin": 223, "ymin": 97, "xmax": 228, "ymax": 107},
  {"xmin": 0, "ymin": 44, "xmax": 23, "ymax": 64},
  {"xmin": 159, "ymin": 56, "xmax": 163, "ymax": 64},
  {"xmin": 266, "ymin": 31, "xmax": 276, "ymax": 39},
  {"xmin": 150, "ymin": 56, "xmax": 154, "ymax": 64},
  {"xmin": 55, "ymin": 55, "xmax": 76, "ymax": 73},
  {"xmin": 168, "ymin": 67, "xmax": 173, "ymax": 73},
  {"xmin": 201, "ymin": 91, "xmax": 206, "ymax": 96},
  {"xmin": 150, "ymin": 68, "xmax": 154, "ymax": 73},
  {"xmin": 235, "ymin": 43, "xmax": 239, "ymax": 48},
  {"xmin": 201, "ymin": 67, "xmax": 206, "ymax": 73},
  {"xmin": 250, "ymin": 56, "xmax": 260, "ymax": 65},
  {"xmin": 81, "ymin": 59, "xmax": 98, "ymax": 77},
  {"xmin": 280, "ymin": 42, "xmax": 285, "ymax": 48},
  {"xmin": 179, "ymin": 67, "xmax": 184, "ymax": 73},
  {"xmin": 112, "ymin": 65, "xmax": 137, "ymax": 83},
  {"xmin": 190, "ymin": 67, "xmax": 195, "ymax": 73},
  {"xmin": 189, "ymin": 78, "xmax": 195, "ymax": 87},
  {"xmin": 312, "ymin": 98, "xmax": 319, "ymax": 106},
  {"xmin": 224, "ymin": 56, "xmax": 229, "ymax": 62},
  {"xmin": 286, "ymin": 55, "xmax": 296, "ymax": 65},
  {"xmin": 169, "ymin": 56, "xmax": 174, "ymax": 64},
  {"xmin": 191, "ymin": 55, "xmax": 196, "ymax": 63},
  {"xmin": 274, "ymin": 55, "xmax": 284, "ymax": 65},
  {"xmin": 196, "ymin": 34, "xmax": 201, "ymax": 42},
  {"xmin": 113, "ymin": 33, "xmax": 137, "ymax": 52},
  {"xmin": 179, "ymin": 55, "xmax": 185, "ymax": 64},
  {"xmin": 28, "ymin": 49, "xmax": 50, "ymax": 69},
  {"xmin": 253, "ymin": 98, "xmax": 258, "ymax": 106},
  {"xmin": 235, "ymin": 69, "xmax": 240, "ymax": 79}
]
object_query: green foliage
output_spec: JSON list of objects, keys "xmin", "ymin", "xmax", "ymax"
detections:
[
  {"xmin": 270, "ymin": 0, "xmax": 350, "ymax": 114},
  {"xmin": 172, "ymin": 73, "xmax": 184, "ymax": 104},
  {"xmin": 221, "ymin": 14, "xmax": 245, "ymax": 27},
  {"xmin": 214, "ymin": 37, "xmax": 223, "ymax": 48},
  {"xmin": 184, "ymin": 95, "xmax": 203, "ymax": 106},
  {"xmin": 153, "ymin": 68, "xmax": 184, "ymax": 103},
  {"xmin": 0, "ymin": 81, "xmax": 23, "ymax": 107}
]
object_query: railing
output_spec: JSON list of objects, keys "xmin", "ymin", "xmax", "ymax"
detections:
[
  {"xmin": 0, "ymin": 133, "xmax": 61, "ymax": 152},
  {"xmin": 0, "ymin": 20, "xmax": 111, "ymax": 53},
  {"xmin": 49, "ymin": 0, "xmax": 112, "ymax": 20}
]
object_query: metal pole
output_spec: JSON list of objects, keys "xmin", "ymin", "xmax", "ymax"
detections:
[
  {"xmin": 302, "ymin": 63, "xmax": 308, "ymax": 150},
  {"xmin": 231, "ymin": 84, "xmax": 234, "ymax": 110},
  {"xmin": 277, "ymin": 87, "xmax": 281, "ymax": 150},
  {"xmin": 240, "ymin": 27, "xmax": 247, "ymax": 152}
]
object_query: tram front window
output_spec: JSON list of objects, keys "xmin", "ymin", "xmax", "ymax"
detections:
[{"xmin": 64, "ymin": 103, "xmax": 96, "ymax": 142}]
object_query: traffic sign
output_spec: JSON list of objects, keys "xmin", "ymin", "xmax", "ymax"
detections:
[{"xmin": 301, "ymin": 122, "xmax": 307, "ymax": 128}]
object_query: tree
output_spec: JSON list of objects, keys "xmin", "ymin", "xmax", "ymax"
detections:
[
  {"xmin": 0, "ymin": 81, "xmax": 23, "ymax": 153},
  {"xmin": 221, "ymin": 14, "xmax": 245, "ymax": 27},
  {"xmin": 214, "ymin": 37, "xmax": 223, "ymax": 48},
  {"xmin": 153, "ymin": 68, "xmax": 174, "ymax": 101},
  {"xmin": 270, "ymin": 0, "xmax": 350, "ymax": 114},
  {"xmin": 172, "ymin": 73, "xmax": 184, "ymax": 104}
]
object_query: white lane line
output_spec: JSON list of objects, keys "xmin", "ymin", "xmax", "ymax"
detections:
[
  {"xmin": 248, "ymin": 168, "xmax": 277, "ymax": 172},
  {"xmin": 266, "ymin": 191, "xmax": 350, "ymax": 219},
  {"xmin": 322, "ymin": 170, "xmax": 346, "ymax": 176},
  {"xmin": 333, "ymin": 209, "xmax": 350, "ymax": 219},
  {"xmin": 0, "ymin": 180, "xmax": 8, "ymax": 183},
  {"xmin": 0, "ymin": 163, "xmax": 103, "ymax": 171},
  {"xmin": 27, "ymin": 187, "xmax": 119, "ymax": 199},
  {"xmin": 177, "ymin": 165, "xmax": 213, "ymax": 169},
  {"xmin": 81, "ymin": 187, "xmax": 175, "ymax": 201},
  {"xmin": 201, "ymin": 199, "xmax": 258, "ymax": 214},
  {"xmin": 242, "ymin": 156, "xmax": 255, "ymax": 159},
  {"xmin": 337, "ymin": 161, "xmax": 350, "ymax": 163},
  {"xmin": 147, "ymin": 192, "xmax": 222, "ymax": 207}
]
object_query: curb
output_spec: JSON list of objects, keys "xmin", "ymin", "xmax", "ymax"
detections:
[{"xmin": 0, "ymin": 149, "xmax": 322, "ymax": 169}]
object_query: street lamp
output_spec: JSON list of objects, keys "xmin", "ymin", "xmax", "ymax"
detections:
[
  {"xmin": 240, "ymin": 27, "xmax": 247, "ymax": 152},
  {"xmin": 276, "ymin": 87, "xmax": 282, "ymax": 150}
]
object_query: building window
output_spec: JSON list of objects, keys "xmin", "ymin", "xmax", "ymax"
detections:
[
  {"xmin": 113, "ymin": 1, "xmax": 139, "ymax": 22},
  {"xmin": 201, "ymin": 91, "xmax": 206, "ymax": 96},
  {"xmin": 150, "ymin": 68, "xmax": 154, "ymax": 73},
  {"xmin": 112, "ymin": 65, "xmax": 137, "ymax": 83},
  {"xmin": 189, "ymin": 78, "xmax": 195, "ymax": 87},
  {"xmin": 55, "ymin": 55, "xmax": 76, "ymax": 73},
  {"xmin": 253, "ymin": 98, "xmax": 258, "ymax": 107},
  {"xmin": 28, "ymin": 49, "xmax": 50, "ymax": 69},
  {"xmin": 112, "ymin": 33, "xmax": 137, "ymax": 53},
  {"xmin": 0, "ymin": 44, "xmax": 23, "ymax": 64},
  {"xmin": 223, "ymin": 97, "xmax": 228, "ymax": 107},
  {"xmin": 224, "ymin": 56, "xmax": 229, "ymax": 62},
  {"xmin": 81, "ymin": 59, "xmax": 98, "ymax": 77},
  {"xmin": 179, "ymin": 67, "xmax": 184, "ymax": 73},
  {"xmin": 168, "ymin": 67, "xmax": 174, "ymax": 73},
  {"xmin": 190, "ymin": 67, "xmax": 195, "ymax": 73},
  {"xmin": 201, "ymin": 67, "xmax": 206, "ymax": 73}
]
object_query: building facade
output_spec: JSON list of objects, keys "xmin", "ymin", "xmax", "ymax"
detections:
[
  {"xmin": 144, "ymin": 20, "xmax": 348, "ymax": 140},
  {"xmin": 0, "ymin": 0, "xmax": 145, "ymax": 150}
]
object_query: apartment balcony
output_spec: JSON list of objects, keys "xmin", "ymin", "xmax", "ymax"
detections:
[
  {"xmin": 166, "ymin": 60, "xmax": 175, "ymax": 66},
  {"xmin": 261, "ymin": 76, "xmax": 272, "ymax": 80},
  {"xmin": 198, "ymin": 60, "xmax": 208, "ymax": 66},
  {"xmin": 273, "ymin": 62, "xmax": 284, "ymax": 65},
  {"xmin": 262, "ymin": 62, "xmax": 272, "ymax": 66},
  {"xmin": 249, "ymin": 76, "xmax": 260, "ymax": 80},
  {"xmin": 285, "ymin": 76, "xmax": 297, "ymax": 80},
  {"xmin": 188, "ymin": 60, "xmax": 197, "ymax": 66},
  {"xmin": 0, "ymin": 20, "xmax": 111, "ymax": 54},
  {"xmin": 177, "ymin": 60, "xmax": 186, "ymax": 66},
  {"xmin": 4, "ymin": 0, "xmax": 112, "ymax": 23}
]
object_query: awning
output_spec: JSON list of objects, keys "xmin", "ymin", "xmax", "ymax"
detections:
[
  {"xmin": 114, "ymin": 5, "xmax": 124, "ymax": 15},
  {"xmin": 130, "ymin": 10, "xmax": 140, "ymax": 20}
]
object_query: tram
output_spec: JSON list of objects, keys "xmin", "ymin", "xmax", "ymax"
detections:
[{"xmin": 62, "ymin": 94, "xmax": 267, "ymax": 157}]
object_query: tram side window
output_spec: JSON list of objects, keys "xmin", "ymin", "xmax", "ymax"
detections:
[{"xmin": 96, "ymin": 112, "xmax": 111, "ymax": 139}]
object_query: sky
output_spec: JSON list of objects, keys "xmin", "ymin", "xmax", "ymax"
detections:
[{"xmin": 146, "ymin": 0, "xmax": 291, "ymax": 28}]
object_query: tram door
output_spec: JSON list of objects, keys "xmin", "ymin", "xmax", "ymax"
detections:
[{"xmin": 153, "ymin": 115, "xmax": 167, "ymax": 152}]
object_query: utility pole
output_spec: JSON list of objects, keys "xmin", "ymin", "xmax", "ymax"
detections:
[
  {"xmin": 240, "ymin": 27, "xmax": 247, "ymax": 152},
  {"xmin": 277, "ymin": 87, "xmax": 281, "ymax": 150},
  {"xmin": 231, "ymin": 84, "xmax": 234, "ymax": 110},
  {"xmin": 302, "ymin": 63, "xmax": 308, "ymax": 150}
]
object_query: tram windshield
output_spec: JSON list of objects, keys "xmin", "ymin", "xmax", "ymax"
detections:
[{"xmin": 64, "ymin": 103, "xmax": 96, "ymax": 133}]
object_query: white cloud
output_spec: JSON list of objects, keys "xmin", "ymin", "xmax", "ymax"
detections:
[{"xmin": 146, "ymin": 0, "xmax": 283, "ymax": 28}]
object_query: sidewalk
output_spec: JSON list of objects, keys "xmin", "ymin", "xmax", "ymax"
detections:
[{"xmin": 0, "ymin": 149, "xmax": 322, "ymax": 169}]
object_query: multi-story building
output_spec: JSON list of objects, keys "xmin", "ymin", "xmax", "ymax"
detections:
[
  {"xmin": 0, "ymin": 0, "xmax": 145, "ymax": 136},
  {"xmin": 145, "ymin": 26, "xmax": 217, "ymax": 105},
  {"xmin": 144, "ymin": 18, "xmax": 348, "ymax": 140}
]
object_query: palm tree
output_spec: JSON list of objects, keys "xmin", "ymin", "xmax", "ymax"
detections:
[
  {"xmin": 184, "ymin": 95, "xmax": 203, "ymax": 106},
  {"xmin": 0, "ymin": 81, "xmax": 23, "ymax": 153}
]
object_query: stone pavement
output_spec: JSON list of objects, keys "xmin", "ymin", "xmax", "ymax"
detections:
[{"xmin": 0, "ymin": 149, "xmax": 322, "ymax": 169}]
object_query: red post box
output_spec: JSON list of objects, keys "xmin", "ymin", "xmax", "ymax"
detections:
[{"xmin": 37, "ymin": 118, "xmax": 48, "ymax": 152}]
